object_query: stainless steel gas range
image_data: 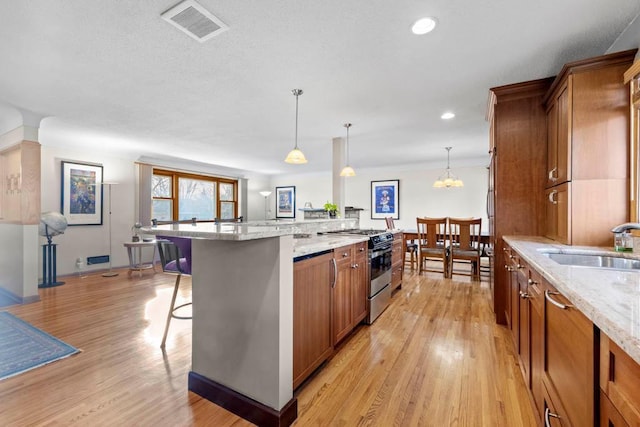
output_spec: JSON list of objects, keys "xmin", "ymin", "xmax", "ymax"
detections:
[{"xmin": 320, "ymin": 229, "xmax": 394, "ymax": 324}]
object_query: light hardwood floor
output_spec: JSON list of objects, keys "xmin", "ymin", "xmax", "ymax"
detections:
[{"xmin": 0, "ymin": 267, "xmax": 536, "ymax": 426}]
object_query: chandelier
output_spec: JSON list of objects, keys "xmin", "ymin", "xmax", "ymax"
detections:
[{"xmin": 433, "ymin": 147, "xmax": 463, "ymax": 188}]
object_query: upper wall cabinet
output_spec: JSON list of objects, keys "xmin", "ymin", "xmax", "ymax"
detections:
[
  {"xmin": 624, "ymin": 59, "xmax": 640, "ymax": 222},
  {"xmin": 543, "ymin": 49, "xmax": 637, "ymax": 246}
]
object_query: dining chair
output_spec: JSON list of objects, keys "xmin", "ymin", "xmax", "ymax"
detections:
[
  {"xmin": 385, "ymin": 216, "xmax": 417, "ymax": 269},
  {"xmin": 416, "ymin": 217, "xmax": 449, "ymax": 277},
  {"xmin": 448, "ymin": 217, "xmax": 482, "ymax": 281},
  {"xmin": 156, "ymin": 237, "xmax": 192, "ymax": 349}
]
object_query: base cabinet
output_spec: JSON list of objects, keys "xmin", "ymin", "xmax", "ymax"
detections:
[
  {"xmin": 391, "ymin": 233, "xmax": 403, "ymax": 290},
  {"xmin": 293, "ymin": 251, "xmax": 334, "ymax": 389},
  {"xmin": 352, "ymin": 242, "xmax": 368, "ymax": 325},
  {"xmin": 543, "ymin": 282, "xmax": 595, "ymax": 427},
  {"xmin": 505, "ymin": 240, "xmax": 595, "ymax": 426},
  {"xmin": 600, "ymin": 332, "xmax": 640, "ymax": 426},
  {"xmin": 333, "ymin": 245, "xmax": 355, "ymax": 345}
]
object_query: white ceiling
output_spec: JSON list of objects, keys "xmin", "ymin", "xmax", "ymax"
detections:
[{"xmin": 1, "ymin": 0, "xmax": 639, "ymax": 176}]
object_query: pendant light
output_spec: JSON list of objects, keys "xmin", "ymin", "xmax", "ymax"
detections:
[
  {"xmin": 340, "ymin": 123, "xmax": 355, "ymax": 177},
  {"xmin": 433, "ymin": 147, "xmax": 464, "ymax": 188},
  {"xmin": 284, "ymin": 89, "xmax": 308, "ymax": 164}
]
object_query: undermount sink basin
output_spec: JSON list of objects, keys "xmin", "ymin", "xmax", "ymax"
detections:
[{"xmin": 543, "ymin": 252, "xmax": 640, "ymax": 271}]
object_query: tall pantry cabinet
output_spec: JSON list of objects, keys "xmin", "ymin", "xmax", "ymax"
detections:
[
  {"xmin": 487, "ymin": 78, "xmax": 552, "ymax": 325},
  {"xmin": 544, "ymin": 49, "xmax": 636, "ymax": 246}
]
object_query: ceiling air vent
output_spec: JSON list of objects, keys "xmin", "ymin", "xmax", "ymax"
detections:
[{"xmin": 161, "ymin": 0, "xmax": 228, "ymax": 43}]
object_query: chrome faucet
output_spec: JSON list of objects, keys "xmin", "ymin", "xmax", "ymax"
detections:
[{"xmin": 611, "ymin": 223, "xmax": 640, "ymax": 233}]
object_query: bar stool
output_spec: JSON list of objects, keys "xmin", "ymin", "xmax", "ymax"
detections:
[{"xmin": 156, "ymin": 237, "xmax": 192, "ymax": 349}]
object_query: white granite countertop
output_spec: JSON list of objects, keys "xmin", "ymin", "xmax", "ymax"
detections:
[
  {"xmin": 141, "ymin": 218, "xmax": 359, "ymax": 241},
  {"xmin": 504, "ymin": 236, "xmax": 640, "ymax": 365},
  {"xmin": 293, "ymin": 234, "xmax": 369, "ymax": 258}
]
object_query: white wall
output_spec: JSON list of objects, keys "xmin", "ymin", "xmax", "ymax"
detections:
[
  {"xmin": 268, "ymin": 161, "xmax": 489, "ymax": 231},
  {"xmin": 41, "ymin": 145, "xmax": 137, "ymax": 276}
]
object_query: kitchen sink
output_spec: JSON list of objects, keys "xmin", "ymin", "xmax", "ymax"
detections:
[{"xmin": 543, "ymin": 252, "xmax": 640, "ymax": 271}]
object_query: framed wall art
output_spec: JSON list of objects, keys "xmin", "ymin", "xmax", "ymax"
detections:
[
  {"xmin": 371, "ymin": 179, "xmax": 399, "ymax": 220},
  {"xmin": 275, "ymin": 186, "xmax": 296, "ymax": 219},
  {"xmin": 61, "ymin": 161, "xmax": 103, "ymax": 225}
]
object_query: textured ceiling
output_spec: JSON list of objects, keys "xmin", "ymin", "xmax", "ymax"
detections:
[{"xmin": 1, "ymin": 0, "xmax": 639, "ymax": 175}]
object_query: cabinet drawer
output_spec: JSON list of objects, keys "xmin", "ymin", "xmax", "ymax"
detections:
[
  {"xmin": 600, "ymin": 333, "xmax": 640, "ymax": 425},
  {"xmin": 544, "ymin": 285, "xmax": 595, "ymax": 427},
  {"xmin": 600, "ymin": 389, "xmax": 630, "ymax": 427}
]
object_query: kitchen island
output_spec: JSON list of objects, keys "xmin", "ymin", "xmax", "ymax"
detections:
[{"xmin": 142, "ymin": 219, "xmax": 368, "ymax": 427}]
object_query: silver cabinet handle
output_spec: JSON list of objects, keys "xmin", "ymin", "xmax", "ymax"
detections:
[
  {"xmin": 343, "ymin": 252, "xmax": 349, "ymax": 258},
  {"xmin": 351, "ymin": 263, "xmax": 359, "ymax": 269},
  {"xmin": 527, "ymin": 278, "xmax": 538, "ymax": 285},
  {"xmin": 331, "ymin": 258, "xmax": 337, "ymax": 288},
  {"xmin": 548, "ymin": 167, "xmax": 558, "ymax": 182},
  {"xmin": 519, "ymin": 291, "xmax": 529, "ymax": 299},
  {"xmin": 545, "ymin": 290, "xmax": 572, "ymax": 309},
  {"xmin": 359, "ymin": 247, "xmax": 365, "ymax": 252},
  {"xmin": 548, "ymin": 190, "xmax": 558, "ymax": 204},
  {"xmin": 544, "ymin": 407, "xmax": 560, "ymax": 427}
]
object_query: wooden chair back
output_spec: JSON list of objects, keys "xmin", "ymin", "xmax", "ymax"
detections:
[
  {"xmin": 416, "ymin": 217, "xmax": 448, "ymax": 250},
  {"xmin": 448, "ymin": 218, "xmax": 482, "ymax": 252},
  {"xmin": 385, "ymin": 217, "xmax": 395, "ymax": 230}
]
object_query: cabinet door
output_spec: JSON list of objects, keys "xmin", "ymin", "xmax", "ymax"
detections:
[
  {"xmin": 545, "ymin": 183, "xmax": 570, "ymax": 244},
  {"xmin": 556, "ymin": 84, "xmax": 571, "ymax": 184},
  {"xmin": 600, "ymin": 390, "xmax": 630, "ymax": 427},
  {"xmin": 509, "ymin": 254, "xmax": 520, "ymax": 349},
  {"xmin": 293, "ymin": 252, "xmax": 334, "ymax": 389},
  {"xmin": 543, "ymin": 379, "xmax": 569, "ymax": 427},
  {"xmin": 517, "ymin": 266, "xmax": 530, "ymax": 386},
  {"xmin": 391, "ymin": 239, "xmax": 403, "ymax": 290},
  {"xmin": 547, "ymin": 101, "xmax": 559, "ymax": 188},
  {"xmin": 352, "ymin": 243, "xmax": 368, "ymax": 325},
  {"xmin": 333, "ymin": 246, "xmax": 354, "ymax": 345},
  {"xmin": 544, "ymin": 283, "xmax": 594, "ymax": 427},
  {"xmin": 529, "ymin": 269, "xmax": 545, "ymax": 420},
  {"xmin": 600, "ymin": 333, "xmax": 640, "ymax": 426}
]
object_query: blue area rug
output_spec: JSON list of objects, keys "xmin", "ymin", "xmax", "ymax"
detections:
[{"xmin": 0, "ymin": 311, "xmax": 80, "ymax": 380}]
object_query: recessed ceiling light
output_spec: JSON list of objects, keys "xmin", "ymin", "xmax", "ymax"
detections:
[
  {"xmin": 441, "ymin": 112, "xmax": 455, "ymax": 120},
  {"xmin": 412, "ymin": 17, "xmax": 437, "ymax": 35}
]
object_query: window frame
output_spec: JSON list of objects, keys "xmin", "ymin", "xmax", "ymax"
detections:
[{"xmin": 152, "ymin": 168, "xmax": 238, "ymax": 222}]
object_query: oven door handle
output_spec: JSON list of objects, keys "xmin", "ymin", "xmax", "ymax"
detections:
[
  {"xmin": 370, "ymin": 247, "xmax": 392, "ymax": 258},
  {"xmin": 331, "ymin": 258, "xmax": 337, "ymax": 288}
]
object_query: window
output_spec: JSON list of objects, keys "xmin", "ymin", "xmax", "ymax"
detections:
[{"xmin": 152, "ymin": 169, "xmax": 238, "ymax": 221}]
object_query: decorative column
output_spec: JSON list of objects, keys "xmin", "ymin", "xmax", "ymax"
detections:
[{"xmin": 332, "ymin": 136, "xmax": 346, "ymax": 218}]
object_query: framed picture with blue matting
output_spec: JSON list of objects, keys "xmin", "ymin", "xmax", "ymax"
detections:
[{"xmin": 371, "ymin": 179, "xmax": 399, "ymax": 220}]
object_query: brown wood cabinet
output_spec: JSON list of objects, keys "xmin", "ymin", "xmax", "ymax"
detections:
[
  {"xmin": 487, "ymin": 78, "xmax": 552, "ymax": 325},
  {"xmin": 332, "ymin": 245, "xmax": 354, "ymax": 345},
  {"xmin": 543, "ymin": 49, "xmax": 636, "ymax": 246},
  {"xmin": 332, "ymin": 241, "xmax": 369, "ymax": 346},
  {"xmin": 529, "ymin": 268, "xmax": 545, "ymax": 420},
  {"xmin": 293, "ymin": 251, "xmax": 334, "ymax": 389},
  {"xmin": 600, "ymin": 332, "xmax": 640, "ymax": 426},
  {"xmin": 504, "ymin": 240, "xmax": 594, "ymax": 426},
  {"xmin": 352, "ymin": 241, "xmax": 368, "ymax": 325},
  {"xmin": 543, "ymin": 282, "xmax": 595, "ymax": 427},
  {"xmin": 391, "ymin": 232, "xmax": 403, "ymax": 291}
]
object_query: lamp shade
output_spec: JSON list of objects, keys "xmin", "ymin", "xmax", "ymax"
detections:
[{"xmin": 284, "ymin": 147, "xmax": 307, "ymax": 164}]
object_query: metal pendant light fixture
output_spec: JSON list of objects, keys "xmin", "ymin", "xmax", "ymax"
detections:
[
  {"xmin": 433, "ymin": 147, "xmax": 464, "ymax": 188},
  {"xmin": 340, "ymin": 123, "xmax": 355, "ymax": 177},
  {"xmin": 284, "ymin": 89, "xmax": 308, "ymax": 164}
]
